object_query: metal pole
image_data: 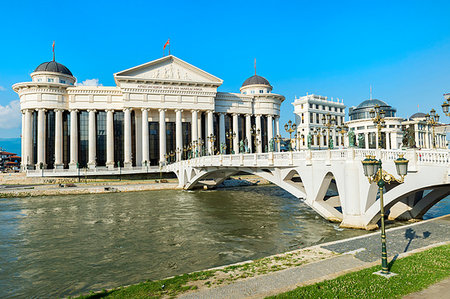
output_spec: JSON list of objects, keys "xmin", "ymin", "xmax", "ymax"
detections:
[{"xmin": 377, "ymin": 161, "xmax": 389, "ymax": 274}]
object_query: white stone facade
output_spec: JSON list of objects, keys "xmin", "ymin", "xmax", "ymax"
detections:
[
  {"xmin": 293, "ymin": 94, "xmax": 346, "ymax": 149},
  {"xmin": 14, "ymin": 55, "xmax": 284, "ymax": 171}
]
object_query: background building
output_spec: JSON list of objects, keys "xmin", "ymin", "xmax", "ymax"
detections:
[
  {"xmin": 13, "ymin": 55, "xmax": 284, "ymax": 171},
  {"xmin": 293, "ymin": 94, "xmax": 346, "ymax": 149}
]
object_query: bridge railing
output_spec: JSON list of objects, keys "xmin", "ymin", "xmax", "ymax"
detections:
[{"xmin": 166, "ymin": 148, "xmax": 449, "ymax": 171}]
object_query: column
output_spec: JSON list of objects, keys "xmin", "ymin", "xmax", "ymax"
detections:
[
  {"xmin": 191, "ymin": 110, "xmax": 198, "ymax": 144},
  {"xmin": 123, "ymin": 108, "xmax": 132, "ymax": 168},
  {"xmin": 245, "ymin": 114, "xmax": 252, "ymax": 153},
  {"xmin": 386, "ymin": 132, "xmax": 391, "ymax": 150},
  {"xmin": 69, "ymin": 109, "xmax": 78, "ymax": 169},
  {"xmin": 219, "ymin": 113, "xmax": 226, "ymax": 149},
  {"xmin": 141, "ymin": 108, "xmax": 149, "ymax": 165},
  {"xmin": 88, "ymin": 110, "xmax": 97, "ymax": 169},
  {"xmin": 24, "ymin": 109, "xmax": 33, "ymax": 168},
  {"xmin": 159, "ymin": 109, "xmax": 166, "ymax": 163},
  {"xmin": 54, "ymin": 109, "xmax": 63, "ymax": 169},
  {"xmin": 267, "ymin": 115, "xmax": 273, "ymax": 150},
  {"xmin": 20, "ymin": 111, "xmax": 26, "ymax": 170},
  {"xmin": 232, "ymin": 113, "xmax": 239, "ymax": 153},
  {"xmin": 375, "ymin": 130, "xmax": 379, "ymax": 149},
  {"xmin": 175, "ymin": 109, "xmax": 183, "ymax": 161},
  {"xmin": 106, "ymin": 109, "xmax": 115, "ymax": 169},
  {"xmin": 275, "ymin": 116, "xmax": 280, "ymax": 151},
  {"xmin": 207, "ymin": 110, "xmax": 214, "ymax": 154},
  {"xmin": 256, "ymin": 114, "xmax": 262, "ymax": 153},
  {"xmin": 197, "ymin": 111, "xmax": 202, "ymax": 141},
  {"xmin": 391, "ymin": 132, "xmax": 397, "ymax": 149},
  {"xmin": 35, "ymin": 109, "xmax": 46, "ymax": 169},
  {"xmin": 364, "ymin": 132, "xmax": 369, "ymax": 149}
]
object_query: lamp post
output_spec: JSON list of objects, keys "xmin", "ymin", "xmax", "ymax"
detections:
[
  {"xmin": 312, "ymin": 128, "xmax": 325, "ymax": 150},
  {"xmin": 192, "ymin": 140, "xmax": 198, "ymax": 157},
  {"xmin": 425, "ymin": 109, "xmax": 440, "ymax": 149},
  {"xmin": 284, "ymin": 120, "xmax": 297, "ymax": 151},
  {"xmin": 361, "ymin": 154, "xmax": 409, "ymax": 277},
  {"xmin": 442, "ymin": 93, "xmax": 450, "ymax": 117},
  {"xmin": 225, "ymin": 130, "xmax": 236, "ymax": 154},
  {"xmin": 322, "ymin": 114, "xmax": 336, "ymax": 149},
  {"xmin": 274, "ymin": 134, "xmax": 281, "ymax": 152},
  {"xmin": 208, "ymin": 133, "xmax": 216, "ymax": 155},
  {"xmin": 198, "ymin": 139, "xmax": 204, "ymax": 157},
  {"xmin": 337, "ymin": 125, "xmax": 349, "ymax": 148},
  {"xmin": 164, "ymin": 153, "xmax": 169, "ymax": 164},
  {"xmin": 369, "ymin": 104, "xmax": 386, "ymax": 149},
  {"xmin": 183, "ymin": 145, "xmax": 188, "ymax": 160},
  {"xmin": 169, "ymin": 151, "xmax": 175, "ymax": 163},
  {"xmin": 250, "ymin": 125, "xmax": 261, "ymax": 153}
]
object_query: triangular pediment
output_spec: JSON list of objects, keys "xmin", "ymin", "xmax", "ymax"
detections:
[{"xmin": 114, "ymin": 55, "xmax": 223, "ymax": 85}]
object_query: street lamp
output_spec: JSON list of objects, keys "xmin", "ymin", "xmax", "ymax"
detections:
[
  {"xmin": 322, "ymin": 114, "xmax": 336, "ymax": 149},
  {"xmin": 169, "ymin": 151, "xmax": 175, "ymax": 163},
  {"xmin": 361, "ymin": 154, "xmax": 409, "ymax": 277},
  {"xmin": 225, "ymin": 130, "xmax": 236, "ymax": 154},
  {"xmin": 337, "ymin": 125, "xmax": 349, "ymax": 148},
  {"xmin": 284, "ymin": 120, "xmax": 297, "ymax": 151},
  {"xmin": 425, "ymin": 109, "xmax": 440, "ymax": 149},
  {"xmin": 274, "ymin": 134, "xmax": 281, "ymax": 152},
  {"xmin": 442, "ymin": 93, "xmax": 450, "ymax": 116},
  {"xmin": 198, "ymin": 139, "xmax": 204, "ymax": 157},
  {"xmin": 369, "ymin": 104, "xmax": 386, "ymax": 149},
  {"xmin": 250, "ymin": 125, "xmax": 261, "ymax": 153}
]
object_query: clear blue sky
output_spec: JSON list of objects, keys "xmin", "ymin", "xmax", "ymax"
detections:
[{"xmin": 1, "ymin": 0, "xmax": 450, "ymax": 139}]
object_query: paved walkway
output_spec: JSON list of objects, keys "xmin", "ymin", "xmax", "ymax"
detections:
[{"xmin": 179, "ymin": 215, "xmax": 450, "ymax": 299}]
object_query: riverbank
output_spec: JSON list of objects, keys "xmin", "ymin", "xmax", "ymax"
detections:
[
  {"xmin": 0, "ymin": 174, "xmax": 269, "ymax": 198},
  {"xmin": 76, "ymin": 214, "xmax": 450, "ymax": 298}
]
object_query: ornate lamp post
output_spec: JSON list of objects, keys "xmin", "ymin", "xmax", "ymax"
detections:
[
  {"xmin": 425, "ymin": 109, "xmax": 440, "ymax": 149},
  {"xmin": 369, "ymin": 104, "xmax": 386, "ymax": 149},
  {"xmin": 442, "ymin": 93, "xmax": 450, "ymax": 117},
  {"xmin": 337, "ymin": 124, "xmax": 349, "ymax": 148},
  {"xmin": 322, "ymin": 114, "xmax": 336, "ymax": 149},
  {"xmin": 274, "ymin": 134, "xmax": 282, "ymax": 152},
  {"xmin": 250, "ymin": 125, "xmax": 261, "ymax": 153},
  {"xmin": 198, "ymin": 138, "xmax": 204, "ymax": 157},
  {"xmin": 284, "ymin": 120, "xmax": 297, "ymax": 151},
  {"xmin": 164, "ymin": 153, "xmax": 169, "ymax": 164},
  {"xmin": 208, "ymin": 133, "xmax": 217, "ymax": 155},
  {"xmin": 169, "ymin": 151, "xmax": 175, "ymax": 163},
  {"xmin": 192, "ymin": 140, "xmax": 198, "ymax": 157},
  {"xmin": 183, "ymin": 145, "xmax": 189, "ymax": 160},
  {"xmin": 361, "ymin": 154, "xmax": 409, "ymax": 277},
  {"xmin": 225, "ymin": 130, "xmax": 236, "ymax": 154}
]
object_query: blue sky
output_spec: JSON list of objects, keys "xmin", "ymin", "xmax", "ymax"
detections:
[{"xmin": 1, "ymin": 0, "xmax": 450, "ymax": 139}]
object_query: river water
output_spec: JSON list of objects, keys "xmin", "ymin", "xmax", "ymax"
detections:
[{"xmin": 0, "ymin": 185, "xmax": 448, "ymax": 298}]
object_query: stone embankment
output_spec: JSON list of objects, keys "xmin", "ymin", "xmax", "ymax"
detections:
[{"xmin": 0, "ymin": 173, "xmax": 268, "ymax": 198}]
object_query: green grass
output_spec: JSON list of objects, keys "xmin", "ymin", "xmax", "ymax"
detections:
[{"xmin": 268, "ymin": 244, "xmax": 450, "ymax": 299}]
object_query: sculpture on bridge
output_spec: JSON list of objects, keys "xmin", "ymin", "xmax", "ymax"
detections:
[
  {"xmin": 329, "ymin": 138, "xmax": 334, "ymax": 149},
  {"xmin": 220, "ymin": 142, "xmax": 226, "ymax": 154},
  {"xmin": 269, "ymin": 138, "xmax": 274, "ymax": 152},
  {"xmin": 348, "ymin": 128, "xmax": 356, "ymax": 147},
  {"xmin": 239, "ymin": 139, "xmax": 245, "ymax": 154},
  {"xmin": 307, "ymin": 133, "xmax": 312, "ymax": 149},
  {"xmin": 357, "ymin": 134, "xmax": 364, "ymax": 148},
  {"xmin": 244, "ymin": 138, "xmax": 249, "ymax": 153},
  {"xmin": 402, "ymin": 125, "xmax": 416, "ymax": 148}
]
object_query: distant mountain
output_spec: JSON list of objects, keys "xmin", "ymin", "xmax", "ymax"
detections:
[{"xmin": 0, "ymin": 138, "xmax": 21, "ymax": 156}]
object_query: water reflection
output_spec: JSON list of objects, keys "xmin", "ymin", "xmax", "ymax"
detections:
[{"xmin": 0, "ymin": 186, "xmax": 447, "ymax": 298}]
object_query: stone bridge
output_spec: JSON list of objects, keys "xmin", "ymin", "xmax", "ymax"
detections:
[{"xmin": 166, "ymin": 149, "xmax": 450, "ymax": 230}]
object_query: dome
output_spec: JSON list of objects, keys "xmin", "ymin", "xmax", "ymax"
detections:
[
  {"xmin": 356, "ymin": 99, "xmax": 389, "ymax": 109},
  {"xmin": 241, "ymin": 75, "xmax": 271, "ymax": 87},
  {"xmin": 410, "ymin": 112, "xmax": 427, "ymax": 120},
  {"xmin": 34, "ymin": 61, "xmax": 73, "ymax": 76}
]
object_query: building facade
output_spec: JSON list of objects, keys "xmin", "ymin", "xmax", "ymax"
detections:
[
  {"xmin": 293, "ymin": 94, "xmax": 346, "ymax": 149},
  {"xmin": 14, "ymin": 55, "xmax": 284, "ymax": 171}
]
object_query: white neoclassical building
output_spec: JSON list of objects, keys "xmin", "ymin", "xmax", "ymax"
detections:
[
  {"xmin": 293, "ymin": 94, "xmax": 346, "ymax": 149},
  {"xmin": 13, "ymin": 55, "xmax": 284, "ymax": 171}
]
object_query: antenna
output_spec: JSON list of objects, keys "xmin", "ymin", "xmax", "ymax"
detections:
[
  {"xmin": 254, "ymin": 58, "xmax": 256, "ymax": 75},
  {"xmin": 52, "ymin": 41, "xmax": 55, "ymax": 61},
  {"xmin": 369, "ymin": 84, "xmax": 372, "ymax": 100}
]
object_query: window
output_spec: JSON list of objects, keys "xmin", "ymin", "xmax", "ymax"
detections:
[
  {"xmin": 37, "ymin": 78, "xmax": 42, "ymax": 82},
  {"xmin": 309, "ymin": 104, "xmax": 313, "ymax": 109},
  {"xmin": 251, "ymin": 90, "xmax": 255, "ymax": 94},
  {"xmin": 243, "ymin": 92, "xmax": 247, "ymax": 94},
  {"xmin": 48, "ymin": 78, "xmax": 54, "ymax": 82},
  {"xmin": 60, "ymin": 80, "xmax": 66, "ymax": 84},
  {"xmin": 259, "ymin": 90, "xmax": 264, "ymax": 93}
]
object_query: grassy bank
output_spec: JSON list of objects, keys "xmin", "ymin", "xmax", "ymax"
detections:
[
  {"xmin": 269, "ymin": 244, "xmax": 450, "ymax": 299},
  {"xmin": 74, "ymin": 244, "xmax": 450, "ymax": 299}
]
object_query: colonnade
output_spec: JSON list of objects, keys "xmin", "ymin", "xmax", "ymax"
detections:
[{"xmin": 21, "ymin": 108, "xmax": 281, "ymax": 170}]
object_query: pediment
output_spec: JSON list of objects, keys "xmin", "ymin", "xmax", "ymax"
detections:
[{"xmin": 114, "ymin": 55, "xmax": 223, "ymax": 86}]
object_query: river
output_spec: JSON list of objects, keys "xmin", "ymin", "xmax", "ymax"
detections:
[{"xmin": 0, "ymin": 185, "xmax": 448, "ymax": 298}]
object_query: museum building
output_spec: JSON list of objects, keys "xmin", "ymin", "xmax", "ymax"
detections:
[{"xmin": 13, "ymin": 55, "xmax": 284, "ymax": 171}]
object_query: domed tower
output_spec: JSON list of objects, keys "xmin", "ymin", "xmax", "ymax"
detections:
[
  {"xmin": 240, "ymin": 74, "xmax": 272, "ymax": 95},
  {"xmin": 13, "ymin": 57, "xmax": 75, "ymax": 171}
]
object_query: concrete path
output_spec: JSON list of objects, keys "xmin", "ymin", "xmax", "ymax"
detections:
[
  {"xmin": 403, "ymin": 277, "xmax": 450, "ymax": 299},
  {"xmin": 179, "ymin": 215, "xmax": 450, "ymax": 299}
]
